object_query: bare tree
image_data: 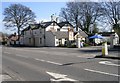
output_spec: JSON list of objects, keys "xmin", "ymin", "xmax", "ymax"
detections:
[
  {"xmin": 79, "ymin": 2, "xmax": 103, "ymax": 33},
  {"xmin": 60, "ymin": 1, "xmax": 82, "ymax": 31},
  {"xmin": 60, "ymin": 2, "xmax": 103, "ymax": 33},
  {"xmin": 102, "ymin": 1, "xmax": 120, "ymax": 43},
  {"xmin": 103, "ymin": 1, "xmax": 120, "ymax": 25},
  {"xmin": 3, "ymin": 4, "xmax": 36, "ymax": 41}
]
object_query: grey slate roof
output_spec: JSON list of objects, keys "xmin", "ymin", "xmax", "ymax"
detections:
[
  {"xmin": 79, "ymin": 31, "xmax": 88, "ymax": 37},
  {"xmin": 58, "ymin": 21, "xmax": 73, "ymax": 28},
  {"xmin": 98, "ymin": 32, "xmax": 115, "ymax": 36},
  {"xmin": 41, "ymin": 21, "xmax": 59, "ymax": 28},
  {"xmin": 22, "ymin": 21, "xmax": 74, "ymax": 32},
  {"xmin": 52, "ymin": 31, "xmax": 68, "ymax": 39},
  {"xmin": 74, "ymin": 31, "xmax": 88, "ymax": 38}
]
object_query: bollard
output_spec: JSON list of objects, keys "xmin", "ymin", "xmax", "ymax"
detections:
[{"xmin": 102, "ymin": 42, "xmax": 108, "ymax": 56}]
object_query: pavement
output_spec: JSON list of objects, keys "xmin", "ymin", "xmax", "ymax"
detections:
[{"xmin": 93, "ymin": 45, "xmax": 120, "ymax": 60}]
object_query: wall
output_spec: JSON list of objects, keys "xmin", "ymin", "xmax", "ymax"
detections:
[
  {"xmin": 32, "ymin": 29, "xmax": 45, "ymax": 46},
  {"xmin": 45, "ymin": 31, "xmax": 55, "ymax": 46},
  {"xmin": 60, "ymin": 26, "xmax": 73, "ymax": 32},
  {"xmin": 55, "ymin": 38, "xmax": 59, "ymax": 46},
  {"xmin": 20, "ymin": 36, "xmax": 24, "ymax": 45},
  {"xmin": 46, "ymin": 24, "xmax": 60, "ymax": 32},
  {"xmin": 23, "ymin": 28, "xmax": 45, "ymax": 46}
]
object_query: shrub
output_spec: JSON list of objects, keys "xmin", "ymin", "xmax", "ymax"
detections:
[{"xmin": 83, "ymin": 43, "xmax": 90, "ymax": 47}]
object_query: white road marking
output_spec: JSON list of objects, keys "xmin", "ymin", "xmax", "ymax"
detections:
[
  {"xmin": 16, "ymin": 54, "xmax": 29, "ymax": 58},
  {"xmin": 4, "ymin": 52, "xmax": 11, "ymax": 54},
  {"xmin": 0, "ymin": 75, "xmax": 2, "ymax": 82},
  {"xmin": 35, "ymin": 58, "xmax": 41, "ymax": 61},
  {"xmin": 99, "ymin": 61, "xmax": 120, "ymax": 67},
  {"xmin": 46, "ymin": 61, "xmax": 62, "ymax": 65},
  {"xmin": 35, "ymin": 58, "xmax": 45, "ymax": 62},
  {"xmin": 34, "ymin": 58, "xmax": 62, "ymax": 65},
  {"xmin": 85, "ymin": 68, "xmax": 120, "ymax": 77},
  {"xmin": 46, "ymin": 71, "xmax": 77, "ymax": 81},
  {"xmin": 0, "ymin": 75, "xmax": 11, "ymax": 80},
  {"xmin": 77, "ymin": 56, "xmax": 90, "ymax": 58}
]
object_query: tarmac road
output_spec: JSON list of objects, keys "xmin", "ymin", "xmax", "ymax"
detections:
[{"xmin": 2, "ymin": 46, "xmax": 120, "ymax": 82}]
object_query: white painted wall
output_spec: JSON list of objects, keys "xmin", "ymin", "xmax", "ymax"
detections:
[
  {"xmin": 55, "ymin": 38, "xmax": 59, "ymax": 46},
  {"xmin": 23, "ymin": 28, "xmax": 45, "ymax": 46},
  {"xmin": 45, "ymin": 31, "xmax": 55, "ymax": 46},
  {"xmin": 34, "ymin": 36, "xmax": 44, "ymax": 46},
  {"xmin": 46, "ymin": 24, "xmax": 60, "ymax": 32},
  {"xmin": 20, "ymin": 36, "xmax": 24, "ymax": 45},
  {"xmin": 24, "ymin": 30, "xmax": 31, "ymax": 37},
  {"xmin": 61, "ymin": 39, "xmax": 66, "ymax": 45},
  {"xmin": 60, "ymin": 26, "xmax": 73, "ymax": 32},
  {"xmin": 22, "ymin": 24, "xmax": 74, "ymax": 47},
  {"xmin": 23, "ymin": 37, "xmax": 33, "ymax": 46},
  {"xmin": 33, "ymin": 29, "xmax": 45, "ymax": 46}
]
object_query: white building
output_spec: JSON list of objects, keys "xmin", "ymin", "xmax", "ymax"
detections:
[
  {"xmin": 95, "ymin": 32, "xmax": 119, "ymax": 45},
  {"xmin": 21, "ymin": 21, "xmax": 74, "ymax": 47}
]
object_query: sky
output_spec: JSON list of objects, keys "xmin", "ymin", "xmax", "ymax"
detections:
[
  {"xmin": 1, "ymin": 0, "xmax": 119, "ymax": 34},
  {"xmin": 1, "ymin": 1, "xmax": 67, "ymax": 34}
]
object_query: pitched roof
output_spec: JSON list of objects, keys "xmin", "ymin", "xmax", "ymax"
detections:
[
  {"xmin": 52, "ymin": 31, "xmax": 68, "ymax": 39},
  {"xmin": 30, "ymin": 24, "xmax": 43, "ymax": 30},
  {"xmin": 74, "ymin": 31, "xmax": 88, "ymax": 38},
  {"xmin": 22, "ymin": 26, "xmax": 31, "ymax": 32},
  {"xmin": 98, "ymin": 32, "xmax": 115, "ymax": 36},
  {"xmin": 58, "ymin": 21, "xmax": 73, "ymax": 28},
  {"xmin": 21, "ymin": 24, "xmax": 43, "ymax": 33},
  {"xmin": 8, "ymin": 34, "xmax": 19, "ymax": 41},
  {"xmin": 21, "ymin": 21, "xmax": 72, "ymax": 32},
  {"xmin": 41, "ymin": 21, "xmax": 59, "ymax": 28},
  {"xmin": 79, "ymin": 31, "xmax": 88, "ymax": 37}
]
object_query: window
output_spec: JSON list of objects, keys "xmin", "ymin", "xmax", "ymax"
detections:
[
  {"xmin": 34, "ymin": 31, "xmax": 36, "ymax": 34},
  {"xmin": 40, "ymin": 29, "xmax": 42, "ymax": 33},
  {"xmin": 40, "ymin": 38, "xmax": 42, "ymax": 44},
  {"xmin": 57, "ymin": 28, "xmax": 60, "ymax": 31}
]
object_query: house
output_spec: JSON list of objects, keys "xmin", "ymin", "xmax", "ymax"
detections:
[
  {"xmin": 21, "ymin": 24, "xmax": 44, "ymax": 46},
  {"xmin": 45, "ymin": 31, "xmax": 69, "ymax": 46},
  {"xmin": 98, "ymin": 32, "xmax": 119, "ymax": 45},
  {"xmin": 21, "ymin": 21, "xmax": 74, "ymax": 47},
  {"xmin": 88, "ymin": 32, "xmax": 119, "ymax": 46},
  {"xmin": 74, "ymin": 29, "xmax": 88, "ymax": 41},
  {"xmin": 8, "ymin": 33, "xmax": 19, "ymax": 45},
  {"xmin": 58, "ymin": 21, "xmax": 74, "ymax": 32}
]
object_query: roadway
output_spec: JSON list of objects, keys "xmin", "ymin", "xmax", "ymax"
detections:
[{"xmin": 2, "ymin": 46, "xmax": 120, "ymax": 82}]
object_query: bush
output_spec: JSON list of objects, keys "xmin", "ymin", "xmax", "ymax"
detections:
[
  {"xmin": 57, "ymin": 44, "xmax": 67, "ymax": 47},
  {"xmin": 68, "ymin": 44, "xmax": 76, "ymax": 48},
  {"xmin": 83, "ymin": 43, "xmax": 90, "ymax": 47},
  {"xmin": 2, "ymin": 41, "xmax": 7, "ymax": 45}
]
